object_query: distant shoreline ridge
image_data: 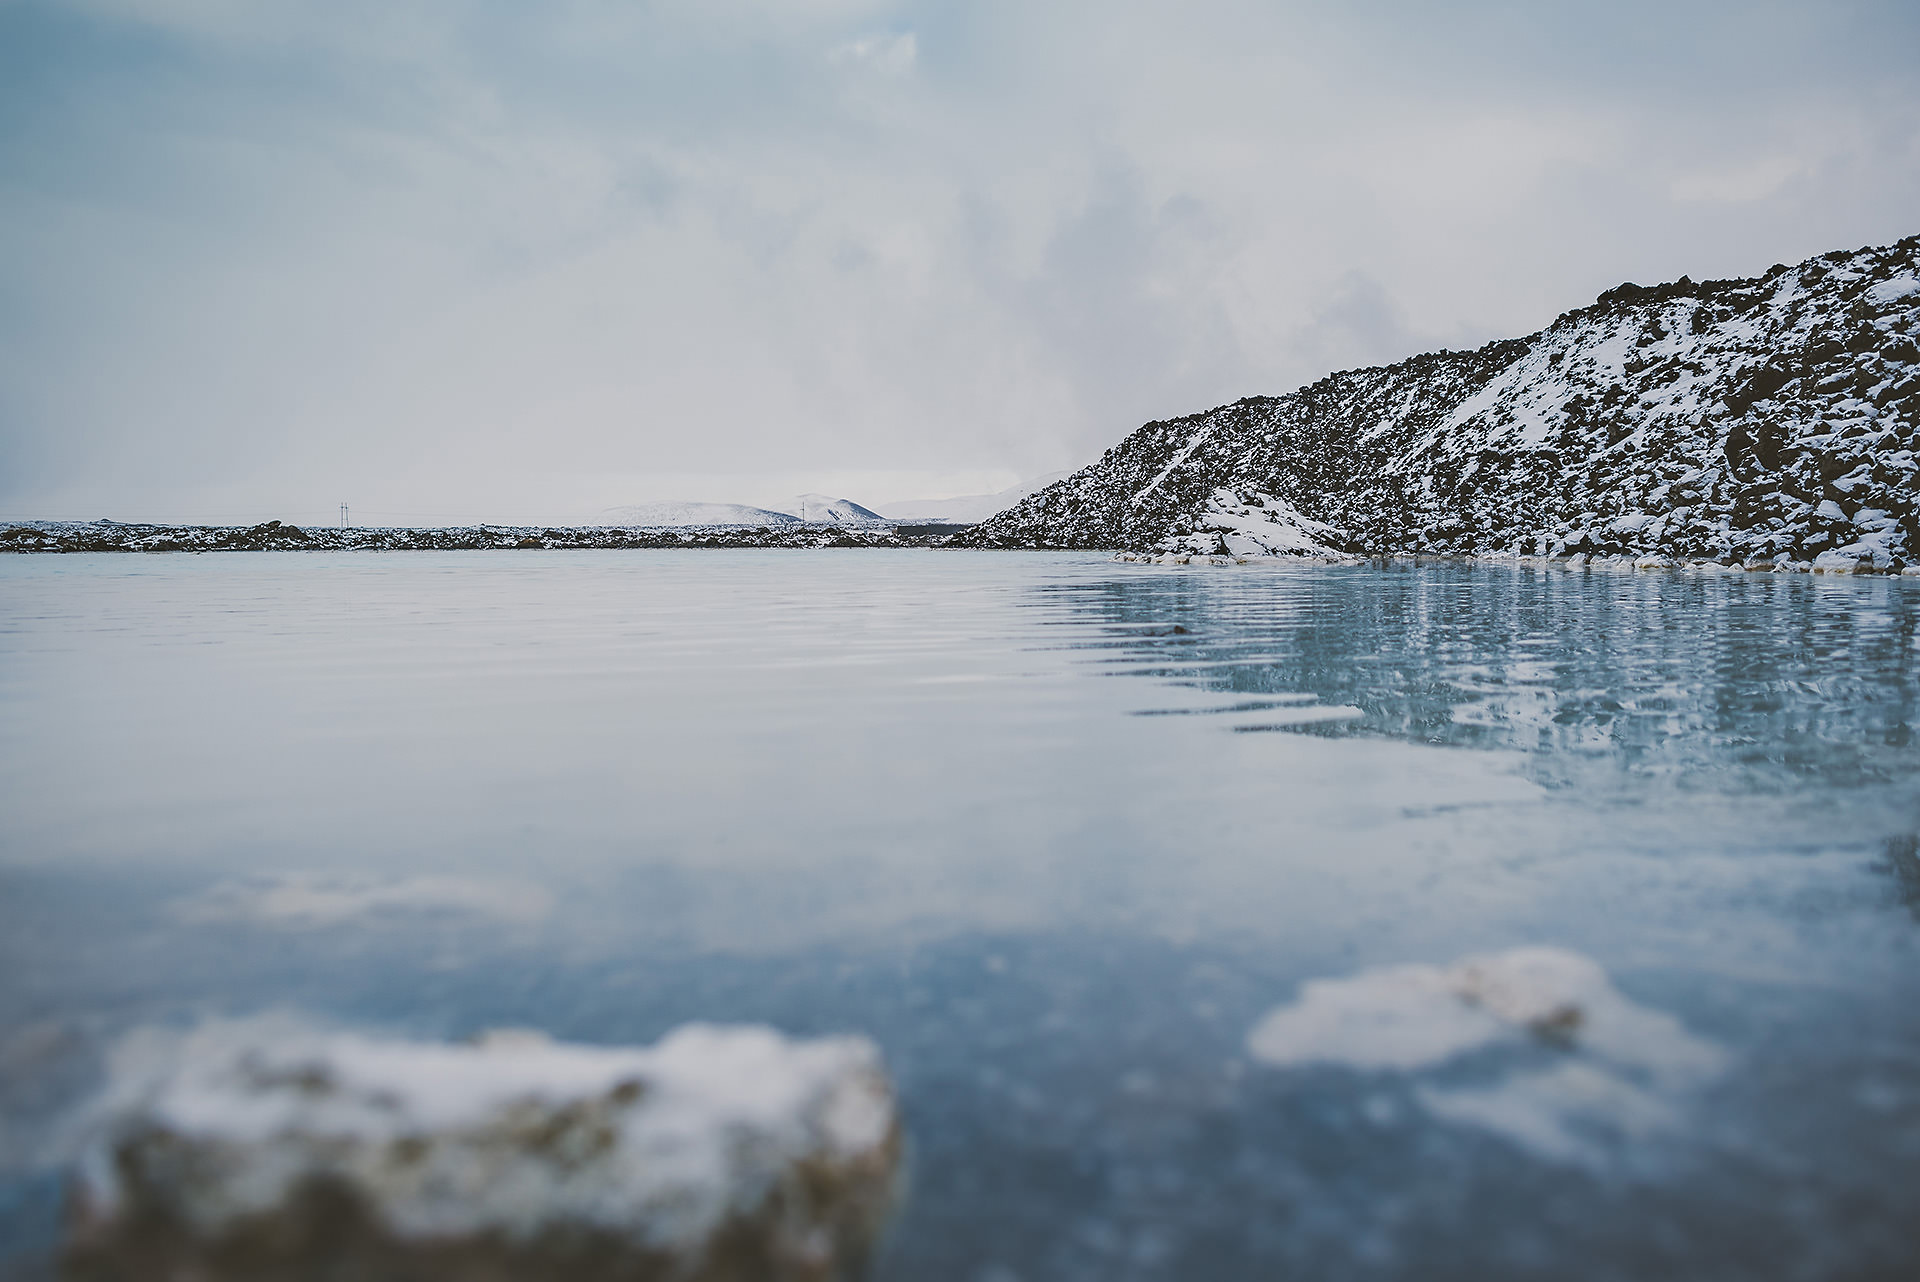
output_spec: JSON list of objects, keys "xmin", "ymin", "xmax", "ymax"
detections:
[{"xmin": 0, "ymin": 519, "xmax": 973, "ymax": 553}]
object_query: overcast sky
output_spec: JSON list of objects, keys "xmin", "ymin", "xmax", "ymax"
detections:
[{"xmin": 3, "ymin": 0, "xmax": 1917, "ymax": 523}]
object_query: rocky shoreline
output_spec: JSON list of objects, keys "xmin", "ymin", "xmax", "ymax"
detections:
[
  {"xmin": 0, "ymin": 520, "xmax": 963, "ymax": 554},
  {"xmin": 1113, "ymin": 547, "xmax": 1920, "ymax": 576}
]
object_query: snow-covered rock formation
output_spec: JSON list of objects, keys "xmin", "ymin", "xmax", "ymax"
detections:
[
  {"xmin": 961, "ymin": 235, "xmax": 1920, "ymax": 570},
  {"xmin": 62, "ymin": 1018, "xmax": 901, "ymax": 1282}
]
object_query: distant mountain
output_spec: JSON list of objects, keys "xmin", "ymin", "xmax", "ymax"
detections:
[
  {"xmin": 959, "ymin": 235, "xmax": 1920, "ymax": 571},
  {"xmin": 880, "ymin": 472, "xmax": 1074, "ymax": 524},
  {"xmin": 603, "ymin": 502, "xmax": 801, "ymax": 527},
  {"xmin": 603, "ymin": 496, "xmax": 889, "ymax": 527},
  {"xmin": 784, "ymin": 494, "xmax": 888, "ymax": 524}
]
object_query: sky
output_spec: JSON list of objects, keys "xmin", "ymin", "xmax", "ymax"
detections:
[{"xmin": 2, "ymin": 0, "xmax": 1917, "ymax": 525}]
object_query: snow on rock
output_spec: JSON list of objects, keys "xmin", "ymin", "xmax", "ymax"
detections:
[
  {"xmin": 1152, "ymin": 488, "xmax": 1345, "ymax": 558},
  {"xmin": 960, "ymin": 234, "xmax": 1920, "ymax": 569},
  {"xmin": 1246, "ymin": 947, "xmax": 1726, "ymax": 1164},
  {"xmin": 2, "ymin": 521, "xmax": 957, "ymax": 553},
  {"xmin": 63, "ymin": 1017, "xmax": 901, "ymax": 1282},
  {"xmin": 1867, "ymin": 275, "xmax": 1919, "ymax": 306}
]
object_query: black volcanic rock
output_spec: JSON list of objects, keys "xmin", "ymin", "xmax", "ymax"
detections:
[
  {"xmin": 0, "ymin": 521, "xmax": 962, "ymax": 554},
  {"xmin": 959, "ymin": 235, "xmax": 1920, "ymax": 570}
]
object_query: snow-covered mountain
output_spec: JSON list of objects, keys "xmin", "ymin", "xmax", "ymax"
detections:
[
  {"xmin": 880, "ymin": 472, "xmax": 1074, "ymax": 524},
  {"xmin": 960, "ymin": 235, "xmax": 1920, "ymax": 571},
  {"xmin": 603, "ymin": 496, "xmax": 887, "ymax": 527},
  {"xmin": 784, "ymin": 494, "xmax": 888, "ymax": 524},
  {"xmin": 603, "ymin": 501, "xmax": 801, "ymax": 527}
]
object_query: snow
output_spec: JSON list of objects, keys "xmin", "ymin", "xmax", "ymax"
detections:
[
  {"xmin": 3, "ymin": 520, "xmax": 949, "ymax": 553},
  {"xmin": 1867, "ymin": 275, "xmax": 1919, "ymax": 305},
  {"xmin": 70, "ymin": 1016, "xmax": 899, "ymax": 1252},
  {"xmin": 1246, "ymin": 947, "xmax": 1726, "ymax": 1163},
  {"xmin": 1155, "ymin": 487, "xmax": 1344, "ymax": 558},
  {"xmin": 784, "ymin": 494, "xmax": 888, "ymax": 524},
  {"xmin": 1131, "ymin": 423, "xmax": 1217, "ymax": 505},
  {"xmin": 1436, "ymin": 342, "xmax": 1579, "ymax": 450},
  {"xmin": 1608, "ymin": 512, "xmax": 1653, "ymax": 536}
]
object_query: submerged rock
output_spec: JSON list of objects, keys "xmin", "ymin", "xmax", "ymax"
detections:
[{"xmin": 62, "ymin": 1018, "xmax": 901, "ymax": 1282}]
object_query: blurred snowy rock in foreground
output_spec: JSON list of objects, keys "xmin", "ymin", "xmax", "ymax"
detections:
[{"xmin": 63, "ymin": 1018, "xmax": 900, "ymax": 1282}]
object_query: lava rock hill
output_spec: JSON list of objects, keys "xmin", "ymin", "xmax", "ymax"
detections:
[{"xmin": 959, "ymin": 234, "xmax": 1920, "ymax": 570}]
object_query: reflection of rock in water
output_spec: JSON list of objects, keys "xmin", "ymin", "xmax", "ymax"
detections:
[
  {"xmin": 1064, "ymin": 567, "xmax": 1920, "ymax": 791},
  {"xmin": 1883, "ymin": 832, "xmax": 1920, "ymax": 919},
  {"xmin": 62, "ymin": 1019, "xmax": 900, "ymax": 1282},
  {"xmin": 1246, "ymin": 947, "xmax": 1727, "ymax": 1165}
]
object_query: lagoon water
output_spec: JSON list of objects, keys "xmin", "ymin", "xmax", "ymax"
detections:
[{"xmin": 3, "ymin": 550, "xmax": 1919, "ymax": 1280}]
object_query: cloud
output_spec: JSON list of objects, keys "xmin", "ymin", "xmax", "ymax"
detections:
[
  {"xmin": 1670, "ymin": 156, "xmax": 1803, "ymax": 204},
  {"xmin": 831, "ymin": 31, "xmax": 916, "ymax": 76},
  {"xmin": 1288, "ymin": 272, "xmax": 1427, "ymax": 377},
  {"xmin": 1, "ymin": 0, "xmax": 1916, "ymax": 520}
]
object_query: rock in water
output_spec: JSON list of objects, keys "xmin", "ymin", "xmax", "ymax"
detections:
[{"xmin": 62, "ymin": 1018, "xmax": 901, "ymax": 1282}]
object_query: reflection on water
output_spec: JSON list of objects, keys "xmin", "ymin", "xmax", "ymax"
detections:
[
  {"xmin": 2, "ymin": 552, "xmax": 1919, "ymax": 1281},
  {"xmin": 1057, "ymin": 565, "xmax": 1920, "ymax": 791},
  {"xmin": 1884, "ymin": 832, "xmax": 1920, "ymax": 920}
]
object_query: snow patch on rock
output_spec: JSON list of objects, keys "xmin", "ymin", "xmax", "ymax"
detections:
[
  {"xmin": 65, "ymin": 1017, "xmax": 901, "ymax": 1280},
  {"xmin": 1152, "ymin": 488, "xmax": 1345, "ymax": 558},
  {"xmin": 1867, "ymin": 274, "xmax": 1919, "ymax": 305}
]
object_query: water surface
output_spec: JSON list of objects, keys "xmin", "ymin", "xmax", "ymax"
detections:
[{"xmin": 3, "ymin": 552, "xmax": 1918, "ymax": 1280}]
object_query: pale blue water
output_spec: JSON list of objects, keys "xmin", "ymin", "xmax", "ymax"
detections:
[{"xmin": 2, "ymin": 551, "xmax": 1918, "ymax": 1280}]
